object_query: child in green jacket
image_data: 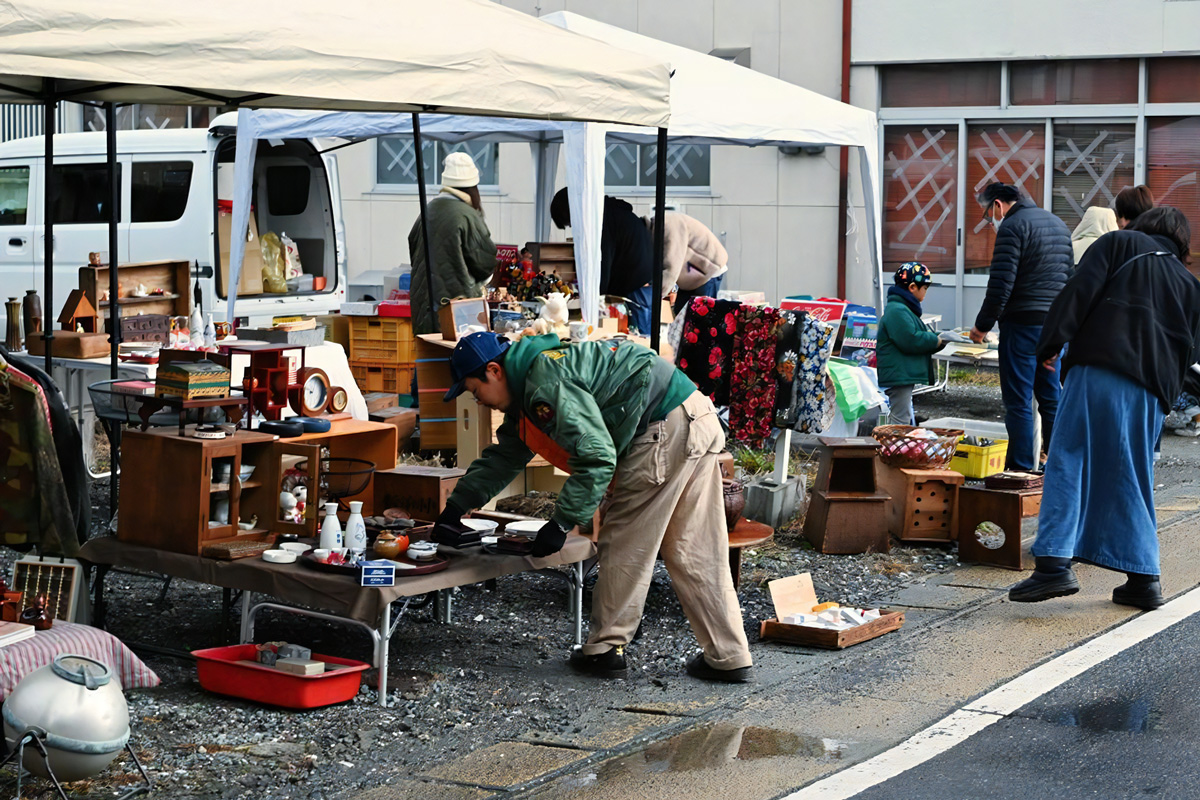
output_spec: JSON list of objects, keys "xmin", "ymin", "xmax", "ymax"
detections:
[{"xmin": 877, "ymin": 262, "xmax": 944, "ymax": 425}]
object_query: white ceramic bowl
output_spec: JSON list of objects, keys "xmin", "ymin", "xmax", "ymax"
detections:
[
  {"xmin": 502, "ymin": 520, "xmax": 544, "ymax": 538},
  {"xmin": 462, "ymin": 518, "xmax": 499, "ymax": 535},
  {"xmin": 407, "ymin": 541, "xmax": 438, "ymax": 561},
  {"xmin": 312, "ymin": 548, "xmax": 331, "ymax": 562},
  {"xmin": 278, "ymin": 542, "xmax": 312, "ymax": 555},
  {"xmin": 262, "ymin": 549, "xmax": 297, "ymax": 564},
  {"xmin": 239, "ymin": 465, "xmax": 256, "ymax": 481}
]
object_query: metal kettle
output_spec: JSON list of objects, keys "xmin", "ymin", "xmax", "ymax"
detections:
[{"xmin": 3, "ymin": 654, "xmax": 130, "ymax": 781}]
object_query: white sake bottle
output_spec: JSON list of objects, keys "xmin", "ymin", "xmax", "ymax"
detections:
[
  {"xmin": 345, "ymin": 501, "xmax": 368, "ymax": 555},
  {"xmin": 319, "ymin": 503, "xmax": 343, "ymax": 550}
]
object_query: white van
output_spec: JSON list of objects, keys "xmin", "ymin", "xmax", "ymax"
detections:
[{"xmin": 0, "ymin": 111, "xmax": 346, "ymax": 328}]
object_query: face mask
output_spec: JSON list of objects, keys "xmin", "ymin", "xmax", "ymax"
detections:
[{"xmin": 991, "ymin": 215, "xmax": 1002, "ymax": 233}]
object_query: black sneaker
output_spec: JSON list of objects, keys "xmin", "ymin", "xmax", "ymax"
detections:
[
  {"xmin": 1113, "ymin": 579, "xmax": 1165, "ymax": 610},
  {"xmin": 568, "ymin": 646, "xmax": 628, "ymax": 679},
  {"xmin": 685, "ymin": 654, "xmax": 753, "ymax": 684},
  {"xmin": 1008, "ymin": 571, "xmax": 1080, "ymax": 602}
]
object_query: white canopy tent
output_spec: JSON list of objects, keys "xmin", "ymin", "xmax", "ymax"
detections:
[
  {"xmin": 0, "ymin": 0, "xmax": 671, "ymax": 370},
  {"xmin": 0, "ymin": 0, "xmax": 671, "ymax": 123},
  {"xmin": 541, "ymin": 11, "xmax": 884, "ymax": 312},
  {"xmin": 228, "ymin": 13, "xmax": 884, "ymax": 326}
]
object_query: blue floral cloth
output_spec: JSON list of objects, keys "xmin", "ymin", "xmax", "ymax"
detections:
[{"xmin": 794, "ymin": 316, "xmax": 838, "ymax": 433}]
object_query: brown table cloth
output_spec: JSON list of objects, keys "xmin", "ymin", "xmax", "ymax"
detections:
[{"xmin": 80, "ymin": 535, "xmax": 596, "ymax": 624}]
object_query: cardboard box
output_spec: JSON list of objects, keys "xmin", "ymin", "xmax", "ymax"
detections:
[
  {"xmin": 358, "ymin": 560, "xmax": 396, "ymax": 586},
  {"xmin": 717, "ymin": 452, "xmax": 735, "ymax": 480},
  {"xmin": 758, "ymin": 573, "xmax": 905, "ymax": 650},
  {"xmin": 374, "ymin": 465, "xmax": 465, "ymax": 520},
  {"xmin": 317, "ymin": 314, "xmax": 351, "ymax": 350},
  {"xmin": 363, "ymin": 392, "xmax": 399, "ymax": 414},
  {"xmin": 217, "ymin": 209, "xmax": 264, "ymax": 296}
]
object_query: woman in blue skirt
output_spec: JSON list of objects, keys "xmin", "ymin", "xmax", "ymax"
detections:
[{"xmin": 1009, "ymin": 207, "xmax": 1200, "ymax": 610}]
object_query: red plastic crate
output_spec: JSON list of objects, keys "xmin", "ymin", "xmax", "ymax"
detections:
[{"xmin": 191, "ymin": 644, "xmax": 369, "ymax": 709}]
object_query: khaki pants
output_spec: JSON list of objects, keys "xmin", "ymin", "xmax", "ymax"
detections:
[{"xmin": 582, "ymin": 391, "xmax": 753, "ymax": 670}]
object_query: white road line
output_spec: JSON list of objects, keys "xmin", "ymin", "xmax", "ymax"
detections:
[{"xmin": 783, "ymin": 585, "xmax": 1200, "ymax": 800}]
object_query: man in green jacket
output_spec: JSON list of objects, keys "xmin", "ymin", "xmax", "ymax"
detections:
[
  {"xmin": 408, "ymin": 152, "xmax": 497, "ymax": 335},
  {"xmin": 436, "ymin": 331, "xmax": 754, "ymax": 682},
  {"xmin": 876, "ymin": 262, "xmax": 945, "ymax": 425}
]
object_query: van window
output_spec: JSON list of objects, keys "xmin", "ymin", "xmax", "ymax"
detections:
[
  {"xmin": 0, "ymin": 166, "xmax": 29, "ymax": 225},
  {"xmin": 266, "ymin": 165, "xmax": 310, "ymax": 216},
  {"xmin": 52, "ymin": 163, "xmax": 122, "ymax": 224},
  {"xmin": 131, "ymin": 161, "xmax": 193, "ymax": 223}
]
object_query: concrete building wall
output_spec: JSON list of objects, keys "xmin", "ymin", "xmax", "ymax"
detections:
[
  {"xmin": 335, "ymin": 0, "xmax": 877, "ymax": 308},
  {"xmin": 852, "ymin": 0, "xmax": 1200, "ymax": 64}
]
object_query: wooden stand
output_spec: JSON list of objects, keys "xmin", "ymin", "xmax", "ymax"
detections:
[
  {"xmin": 956, "ymin": 486, "xmax": 1037, "ymax": 570},
  {"xmin": 728, "ymin": 519, "xmax": 773, "ymax": 589},
  {"xmin": 803, "ymin": 437, "xmax": 890, "ymax": 554},
  {"xmin": 878, "ymin": 465, "xmax": 964, "ymax": 543}
]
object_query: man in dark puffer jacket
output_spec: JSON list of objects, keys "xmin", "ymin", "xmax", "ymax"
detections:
[{"xmin": 969, "ymin": 183, "xmax": 1072, "ymax": 470}]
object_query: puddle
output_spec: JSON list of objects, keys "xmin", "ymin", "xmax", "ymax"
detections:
[
  {"xmin": 1045, "ymin": 698, "xmax": 1157, "ymax": 734},
  {"xmin": 566, "ymin": 724, "xmax": 855, "ymax": 785}
]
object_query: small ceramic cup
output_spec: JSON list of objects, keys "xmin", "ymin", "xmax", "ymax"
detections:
[{"xmin": 313, "ymin": 548, "xmax": 331, "ymax": 562}]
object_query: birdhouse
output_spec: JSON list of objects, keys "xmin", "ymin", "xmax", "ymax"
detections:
[{"xmin": 58, "ymin": 289, "xmax": 99, "ymax": 333}]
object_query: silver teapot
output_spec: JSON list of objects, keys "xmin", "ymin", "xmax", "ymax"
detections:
[{"xmin": 3, "ymin": 654, "xmax": 130, "ymax": 781}]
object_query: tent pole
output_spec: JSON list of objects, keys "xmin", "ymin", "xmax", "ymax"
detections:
[
  {"xmin": 412, "ymin": 113, "xmax": 438, "ymax": 326},
  {"xmin": 106, "ymin": 102, "xmax": 122, "ymax": 517},
  {"xmin": 42, "ymin": 81, "xmax": 56, "ymax": 375},
  {"xmin": 106, "ymin": 102, "xmax": 120, "ymax": 380},
  {"xmin": 650, "ymin": 127, "xmax": 668, "ymax": 352}
]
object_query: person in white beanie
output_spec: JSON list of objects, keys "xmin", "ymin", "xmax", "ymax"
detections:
[{"xmin": 408, "ymin": 151, "xmax": 496, "ymax": 335}]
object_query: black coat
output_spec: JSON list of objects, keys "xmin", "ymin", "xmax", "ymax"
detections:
[
  {"xmin": 975, "ymin": 199, "xmax": 1073, "ymax": 331},
  {"xmin": 600, "ymin": 196, "xmax": 653, "ymax": 298},
  {"xmin": 1036, "ymin": 230, "xmax": 1200, "ymax": 412}
]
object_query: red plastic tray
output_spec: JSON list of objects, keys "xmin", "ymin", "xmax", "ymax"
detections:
[{"xmin": 191, "ymin": 644, "xmax": 369, "ymax": 709}]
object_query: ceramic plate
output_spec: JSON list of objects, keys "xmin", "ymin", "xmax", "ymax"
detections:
[
  {"xmin": 461, "ymin": 518, "xmax": 499, "ymax": 534},
  {"xmin": 502, "ymin": 520, "xmax": 544, "ymax": 536}
]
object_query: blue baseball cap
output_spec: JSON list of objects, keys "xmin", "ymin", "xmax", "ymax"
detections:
[{"xmin": 444, "ymin": 332, "xmax": 511, "ymax": 402}]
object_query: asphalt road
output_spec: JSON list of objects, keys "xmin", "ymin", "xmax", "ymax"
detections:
[{"xmin": 852, "ymin": 609, "xmax": 1200, "ymax": 800}]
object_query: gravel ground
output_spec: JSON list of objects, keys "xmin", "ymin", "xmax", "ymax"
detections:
[{"xmin": 8, "ymin": 378, "xmax": 1004, "ymax": 799}]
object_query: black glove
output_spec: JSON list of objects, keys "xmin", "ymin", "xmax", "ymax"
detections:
[
  {"xmin": 436, "ymin": 503, "xmax": 463, "ymax": 529},
  {"xmin": 529, "ymin": 519, "xmax": 569, "ymax": 558},
  {"xmin": 433, "ymin": 503, "xmax": 470, "ymax": 545}
]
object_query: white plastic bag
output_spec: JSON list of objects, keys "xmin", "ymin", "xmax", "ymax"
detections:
[{"xmin": 279, "ymin": 231, "xmax": 303, "ymax": 280}]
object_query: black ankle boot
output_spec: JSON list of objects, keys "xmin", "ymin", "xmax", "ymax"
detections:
[
  {"xmin": 1113, "ymin": 573, "xmax": 1164, "ymax": 610},
  {"xmin": 1008, "ymin": 557, "xmax": 1080, "ymax": 603}
]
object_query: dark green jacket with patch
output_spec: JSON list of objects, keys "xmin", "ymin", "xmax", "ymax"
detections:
[
  {"xmin": 445, "ymin": 334, "xmax": 694, "ymax": 528},
  {"xmin": 876, "ymin": 289, "xmax": 942, "ymax": 387},
  {"xmin": 408, "ymin": 192, "xmax": 496, "ymax": 335}
]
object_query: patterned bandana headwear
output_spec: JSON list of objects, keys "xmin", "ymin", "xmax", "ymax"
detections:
[{"xmin": 894, "ymin": 262, "xmax": 933, "ymax": 288}]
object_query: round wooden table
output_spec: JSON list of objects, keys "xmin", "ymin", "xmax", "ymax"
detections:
[{"xmin": 727, "ymin": 518, "xmax": 774, "ymax": 588}]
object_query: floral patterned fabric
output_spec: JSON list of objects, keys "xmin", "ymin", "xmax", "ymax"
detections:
[
  {"xmin": 795, "ymin": 315, "xmax": 838, "ymax": 433},
  {"xmin": 676, "ymin": 297, "xmax": 740, "ymax": 406},
  {"xmin": 729, "ymin": 305, "xmax": 780, "ymax": 446},
  {"xmin": 773, "ymin": 309, "xmax": 805, "ymax": 427}
]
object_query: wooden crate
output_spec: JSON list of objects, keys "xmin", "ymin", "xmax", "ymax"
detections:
[
  {"xmin": 415, "ymin": 334, "xmax": 458, "ymax": 449},
  {"xmin": 374, "ymin": 465, "xmax": 466, "ymax": 520},
  {"xmin": 760, "ymin": 610, "xmax": 906, "ymax": 649},
  {"xmin": 369, "ymin": 406, "xmax": 418, "ymax": 450},
  {"xmin": 878, "ymin": 466, "xmax": 964, "ymax": 543},
  {"xmin": 350, "ymin": 360, "xmax": 413, "ymax": 394},
  {"xmin": 348, "ymin": 316, "xmax": 415, "ymax": 363}
]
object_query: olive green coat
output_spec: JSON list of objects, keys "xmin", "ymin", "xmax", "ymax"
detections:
[
  {"xmin": 876, "ymin": 293, "xmax": 942, "ymax": 387},
  {"xmin": 408, "ymin": 193, "xmax": 496, "ymax": 335}
]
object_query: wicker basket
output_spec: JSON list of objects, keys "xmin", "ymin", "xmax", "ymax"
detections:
[{"xmin": 872, "ymin": 425, "xmax": 964, "ymax": 470}]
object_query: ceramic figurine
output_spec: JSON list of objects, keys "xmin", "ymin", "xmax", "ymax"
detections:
[
  {"xmin": 279, "ymin": 491, "xmax": 299, "ymax": 523},
  {"xmin": 203, "ymin": 314, "xmax": 217, "ymax": 349}
]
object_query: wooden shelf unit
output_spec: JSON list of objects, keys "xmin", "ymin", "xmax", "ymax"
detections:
[{"xmin": 79, "ymin": 260, "xmax": 190, "ymax": 331}]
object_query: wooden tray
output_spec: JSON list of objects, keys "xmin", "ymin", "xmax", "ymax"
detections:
[
  {"xmin": 759, "ymin": 609, "xmax": 905, "ymax": 650},
  {"xmin": 298, "ymin": 550, "xmax": 448, "ymax": 577}
]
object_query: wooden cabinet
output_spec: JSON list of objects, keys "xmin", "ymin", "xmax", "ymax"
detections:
[{"xmin": 78, "ymin": 260, "xmax": 190, "ymax": 334}]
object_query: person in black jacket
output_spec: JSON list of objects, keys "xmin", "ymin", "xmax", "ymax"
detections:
[
  {"xmin": 1008, "ymin": 207, "xmax": 1200, "ymax": 610},
  {"xmin": 970, "ymin": 183, "xmax": 1073, "ymax": 470},
  {"xmin": 551, "ymin": 188, "xmax": 654, "ymax": 334}
]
